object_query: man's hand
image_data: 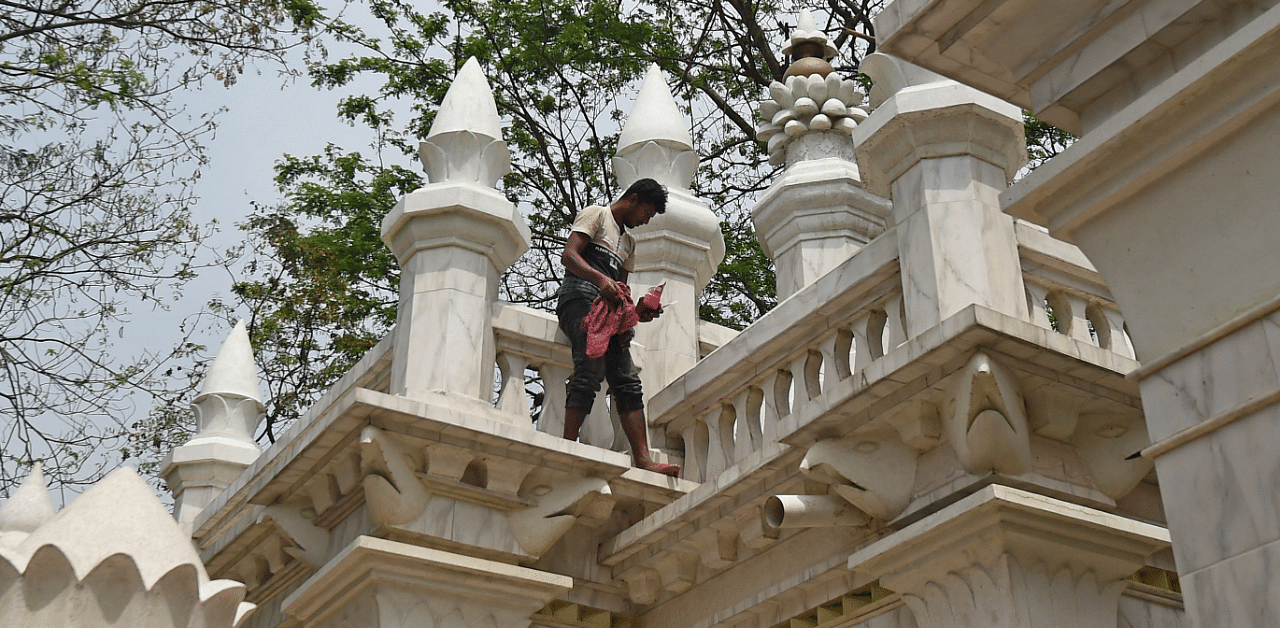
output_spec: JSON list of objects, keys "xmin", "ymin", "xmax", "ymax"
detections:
[
  {"xmin": 636, "ymin": 300, "xmax": 663, "ymax": 322},
  {"xmin": 598, "ymin": 278, "xmax": 625, "ymax": 305}
]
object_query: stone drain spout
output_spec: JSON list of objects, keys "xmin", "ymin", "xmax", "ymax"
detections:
[{"xmin": 763, "ymin": 494, "xmax": 869, "ymax": 529}]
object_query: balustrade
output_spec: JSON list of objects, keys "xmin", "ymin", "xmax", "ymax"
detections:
[
  {"xmin": 670, "ymin": 286, "xmax": 908, "ymax": 483},
  {"xmin": 1024, "ymin": 276, "xmax": 1134, "ymax": 358}
]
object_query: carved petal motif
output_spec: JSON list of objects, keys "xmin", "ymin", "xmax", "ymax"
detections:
[{"xmin": 418, "ymin": 131, "xmax": 512, "ymax": 187}]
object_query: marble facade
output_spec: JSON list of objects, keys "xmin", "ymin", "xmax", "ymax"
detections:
[
  {"xmin": 8, "ymin": 5, "xmax": 1251, "ymax": 626},
  {"xmin": 875, "ymin": 0, "xmax": 1280, "ymax": 625}
]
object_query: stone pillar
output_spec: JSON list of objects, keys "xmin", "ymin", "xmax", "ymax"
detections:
[
  {"xmin": 612, "ymin": 64, "xmax": 724, "ymax": 406},
  {"xmin": 752, "ymin": 9, "xmax": 891, "ymax": 300},
  {"xmin": 854, "ymin": 54, "xmax": 1029, "ymax": 336},
  {"xmin": 848, "ymin": 485, "xmax": 1169, "ymax": 628},
  {"xmin": 381, "ymin": 57, "xmax": 530, "ymax": 404},
  {"xmin": 282, "ymin": 536, "xmax": 572, "ymax": 628},
  {"xmin": 162, "ymin": 319, "xmax": 264, "ymax": 527}
]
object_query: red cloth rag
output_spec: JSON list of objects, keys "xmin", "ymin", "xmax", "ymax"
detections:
[{"xmin": 581, "ymin": 284, "xmax": 639, "ymax": 359}]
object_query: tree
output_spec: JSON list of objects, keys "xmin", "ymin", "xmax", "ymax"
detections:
[
  {"xmin": 0, "ymin": 0, "xmax": 331, "ymax": 496},
  {"xmin": 224, "ymin": 0, "xmax": 888, "ymax": 439}
]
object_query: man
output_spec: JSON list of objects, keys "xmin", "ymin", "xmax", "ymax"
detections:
[{"xmin": 557, "ymin": 178, "xmax": 681, "ymax": 476}]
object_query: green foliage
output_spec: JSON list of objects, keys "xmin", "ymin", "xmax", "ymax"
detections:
[{"xmin": 1022, "ymin": 111, "xmax": 1077, "ymax": 173}]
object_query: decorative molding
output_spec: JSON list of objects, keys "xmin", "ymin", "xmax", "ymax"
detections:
[{"xmin": 943, "ymin": 352, "xmax": 1032, "ymax": 475}]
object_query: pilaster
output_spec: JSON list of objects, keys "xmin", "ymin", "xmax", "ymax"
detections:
[
  {"xmin": 381, "ymin": 57, "xmax": 531, "ymax": 404},
  {"xmin": 752, "ymin": 10, "xmax": 889, "ymax": 300},
  {"xmin": 855, "ymin": 54, "xmax": 1029, "ymax": 336},
  {"xmin": 613, "ymin": 65, "xmax": 725, "ymax": 408},
  {"xmin": 162, "ymin": 319, "xmax": 264, "ymax": 526}
]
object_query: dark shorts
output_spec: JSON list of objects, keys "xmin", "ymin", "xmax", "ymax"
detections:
[{"xmin": 556, "ymin": 298, "xmax": 644, "ymax": 413}]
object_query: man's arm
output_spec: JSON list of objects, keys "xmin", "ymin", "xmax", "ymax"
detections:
[{"xmin": 563, "ymin": 231, "xmax": 624, "ymax": 304}]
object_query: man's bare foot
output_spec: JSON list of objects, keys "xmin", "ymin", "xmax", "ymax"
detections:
[{"xmin": 636, "ymin": 459, "xmax": 681, "ymax": 477}]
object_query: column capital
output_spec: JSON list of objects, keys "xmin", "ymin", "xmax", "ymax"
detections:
[
  {"xmin": 849, "ymin": 485, "xmax": 1169, "ymax": 628},
  {"xmin": 855, "ymin": 80, "xmax": 1026, "ymax": 198},
  {"xmin": 283, "ymin": 536, "xmax": 572, "ymax": 628}
]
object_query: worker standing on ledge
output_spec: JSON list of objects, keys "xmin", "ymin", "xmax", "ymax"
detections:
[{"xmin": 555, "ymin": 177, "xmax": 680, "ymax": 477}]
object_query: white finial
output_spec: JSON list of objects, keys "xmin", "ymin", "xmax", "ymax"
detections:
[
  {"xmin": 196, "ymin": 320, "xmax": 263, "ymax": 406},
  {"xmin": 784, "ymin": 9, "xmax": 838, "ymax": 60},
  {"xmin": 0, "ymin": 463, "xmax": 56, "ymax": 544},
  {"xmin": 617, "ymin": 65, "xmax": 694, "ymax": 154},
  {"xmin": 613, "ymin": 65, "xmax": 697, "ymax": 189},
  {"xmin": 418, "ymin": 57, "xmax": 512, "ymax": 187},
  {"xmin": 427, "ymin": 57, "xmax": 504, "ymax": 141}
]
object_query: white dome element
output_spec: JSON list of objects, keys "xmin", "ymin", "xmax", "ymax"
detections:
[
  {"xmin": 617, "ymin": 64, "xmax": 694, "ymax": 154},
  {"xmin": 196, "ymin": 319, "xmax": 263, "ymax": 406},
  {"xmin": 427, "ymin": 57, "xmax": 504, "ymax": 141}
]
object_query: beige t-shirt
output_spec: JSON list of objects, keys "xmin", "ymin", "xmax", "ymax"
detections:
[{"xmin": 570, "ymin": 204, "xmax": 636, "ymax": 277}]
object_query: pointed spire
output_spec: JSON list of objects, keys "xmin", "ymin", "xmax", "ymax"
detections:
[
  {"xmin": 427, "ymin": 57, "xmax": 503, "ymax": 141},
  {"xmin": 196, "ymin": 320, "xmax": 262, "ymax": 406},
  {"xmin": 0, "ymin": 463, "xmax": 56, "ymax": 545},
  {"xmin": 417, "ymin": 57, "xmax": 511, "ymax": 187},
  {"xmin": 617, "ymin": 64, "xmax": 694, "ymax": 155}
]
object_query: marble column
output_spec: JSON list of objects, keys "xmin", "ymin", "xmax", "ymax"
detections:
[
  {"xmin": 381, "ymin": 58, "xmax": 530, "ymax": 405},
  {"xmin": 282, "ymin": 536, "xmax": 572, "ymax": 628},
  {"xmin": 855, "ymin": 54, "xmax": 1029, "ymax": 337},
  {"xmin": 162, "ymin": 319, "xmax": 264, "ymax": 527},
  {"xmin": 848, "ymin": 485, "xmax": 1169, "ymax": 628},
  {"xmin": 753, "ymin": 151, "xmax": 891, "ymax": 300},
  {"xmin": 612, "ymin": 65, "xmax": 724, "ymax": 418}
]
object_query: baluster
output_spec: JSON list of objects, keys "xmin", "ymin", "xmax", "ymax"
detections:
[
  {"xmin": 703, "ymin": 408, "xmax": 730, "ymax": 479},
  {"xmin": 495, "ymin": 352, "xmax": 530, "ymax": 416},
  {"xmin": 884, "ymin": 293, "xmax": 908, "ymax": 350},
  {"xmin": 762, "ymin": 370, "xmax": 791, "ymax": 442},
  {"xmin": 819, "ymin": 328, "xmax": 853, "ymax": 390},
  {"xmin": 683, "ymin": 421, "xmax": 709, "ymax": 482},
  {"xmin": 1025, "ymin": 281, "xmax": 1052, "ymax": 329},
  {"xmin": 1057, "ymin": 292, "xmax": 1093, "ymax": 344},
  {"xmin": 732, "ymin": 387, "xmax": 763, "ymax": 461},
  {"xmin": 866, "ymin": 308, "xmax": 888, "ymax": 361},
  {"xmin": 788, "ymin": 353, "xmax": 808, "ymax": 411},
  {"xmin": 536, "ymin": 363, "xmax": 571, "ymax": 437},
  {"xmin": 850, "ymin": 311, "xmax": 874, "ymax": 372},
  {"xmin": 580, "ymin": 385, "xmax": 615, "ymax": 449},
  {"xmin": 1097, "ymin": 305, "xmax": 1135, "ymax": 358}
]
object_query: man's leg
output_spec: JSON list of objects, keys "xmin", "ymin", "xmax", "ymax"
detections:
[
  {"xmin": 563, "ymin": 407, "xmax": 588, "ymax": 441},
  {"xmin": 605, "ymin": 332, "xmax": 681, "ymax": 477},
  {"xmin": 559, "ymin": 298, "xmax": 603, "ymax": 443},
  {"xmin": 619, "ymin": 407, "xmax": 680, "ymax": 476}
]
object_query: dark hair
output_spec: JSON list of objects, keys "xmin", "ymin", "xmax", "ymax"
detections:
[{"xmin": 623, "ymin": 178, "xmax": 668, "ymax": 214}]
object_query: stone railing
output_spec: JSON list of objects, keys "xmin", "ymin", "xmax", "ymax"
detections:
[
  {"xmin": 491, "ymin": 302, "xmax": 741, "ymax": 459},
  {"xmin": 1015, "ymin": 221, "xmax": 1136, "ymax": 359},
  {"xmin": 491, "ymin": 302, "xmax": 632, "ymax": 453},
  {"xmin": 649, "ymin": 233, "xmax": 903, "ymax": 483}
]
